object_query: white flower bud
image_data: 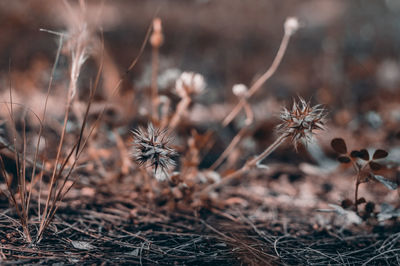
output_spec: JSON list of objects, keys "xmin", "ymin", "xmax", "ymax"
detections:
[
  {"xmin": 175, "ymin": 71, "xmax": 206, "ymax": 98},
  {"xmin": 232, "ymin": 84, "xmax": 248, "ymax": 97},
  {"xmin": 284, "ymin": 17, "xmax": 300, "ymax": 36}
]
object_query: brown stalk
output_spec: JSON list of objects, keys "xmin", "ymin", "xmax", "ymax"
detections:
[
  {"xmin": 351, "ymin": 161, "xmax": 368, "ymax": 214},
  {"xmin": 209, "ymin": 96, "xmax": 254, "ymax": 171},
  {"xmin": 169, "ymin": 96, "xmax": 191, "ymax": 130},
  {"xmin": 39, "ymin": 88, "xmax": 73, "ymax": 237},
  {"xmin": 150, "ymin": 18, "xmax": 163, "ymax": 123}
]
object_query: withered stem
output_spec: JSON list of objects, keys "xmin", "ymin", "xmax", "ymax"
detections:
[{"xmin": 201, "ymin": 134, "xmax": 288, "ymax": 194}]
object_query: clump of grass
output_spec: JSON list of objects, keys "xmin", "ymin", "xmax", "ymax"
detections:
[{"xmin": 0, "ymin": 1, "xmax": 102, "ymax": 243}]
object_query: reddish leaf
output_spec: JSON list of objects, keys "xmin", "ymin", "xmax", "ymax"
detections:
[
  {"xmin": 350, "ymin": 150, "xmax": 360, "ymax": 158},
  {"xmin": 358, "ymin": 149, "xmax": 370, "ymax": 161},
  {"xmin": 331, "ymin": 138, "xmax": 347, "ymax": 154},
  {"xmin": 341, "ymin": 199, "xmax": 353, "ymax": 209},
  {"xmin": 365, "ymin": 202, "xmax": 375, "ymax": 213},
  {"xmin": 337, "ymin": 156, "xmax": 351, "ymax": 163},
  {"xmin": 356, "ymin": 197, "xmax": 366, "ymax": 205},
  {"xmin": 369, "ymin": 162, "xmax": 382, "ymax": 171},
  {"xmin": 373, "ymin": 149, "xmax": 388, "ymax": 160}
]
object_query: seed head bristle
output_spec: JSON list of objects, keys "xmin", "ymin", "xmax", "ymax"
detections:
[
  {"xmin": 277, "ymin": 97, "xmax": 326, "ymax": 149},
  {"xmin": 131, "ymin": 124, "xmax": 177, "ymax": 181}
]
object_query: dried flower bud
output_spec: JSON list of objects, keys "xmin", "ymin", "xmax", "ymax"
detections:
[
  {"xmin": 232, "ymin": 84, "xmax": 248, "ymax": 97},
  {"xmin": 131, "ymin": 124, "xmax": 177, "ymax": 181},
  {"xmin": 277, "ymin": 97, "xmax": 326, "ymax": 149},
  {"xmin": 284, "ymin": 17, "xmax": 300, "ymax": 36},
  {"xmin": 175, "ymin": 71, "xmax": 206, "ymax": 98},
  {"xmin": 150, "ymin": 17, "xmax": 163, "ymax": 48}
]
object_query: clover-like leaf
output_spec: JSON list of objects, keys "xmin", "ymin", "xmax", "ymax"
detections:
[
  {"xmin": 350, "ymin": 150, "xmax": 360, "ymax": 158},
  {"xmin": 365, "ymin": 201, "xmax": 375, "ymax": 213},
  {"xmin": 373, "ymin": 149, "xmax": 388, "ymax": 160},
  {"xmin": 358, "ymin": 149, "xmax": 370, "ymax": 161},
  {"xmin": 341, "ymin": 198, "xmax": 353, "ymax": 209},
  {"xmin": 337, "ymin": 156, "xmax": 351, "ymax": 163},
  {"xmin": 331, "ymin": 138, "xmax": 347, "ymax": 154},
  {"xmin": 369, "ymin": 162, "xmax": 382, "ymax": 171},
  {"xmin": 356, "ymin": 197, "xmax": 366, "ymax": 205}
]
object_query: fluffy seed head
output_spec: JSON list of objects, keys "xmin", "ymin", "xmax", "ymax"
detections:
[
  {"xmin": 277, "ymin": 97, "xmax": 326, "ymax": 149},
  {"xmin": 131, "ymin": 124, "xmax": 177, "ymax": 181},
  {"xmin": 232, "ymin": 84, "xmax": 248, "ymax": 97},
  {"xmin": 175, "ymin": 72, "xmax": 206, "ymax": 98}
]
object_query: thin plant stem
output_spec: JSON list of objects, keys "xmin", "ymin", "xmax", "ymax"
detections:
[
  {"xmin": 355, "ymin": 179, "xmax": 360, "ymax": 214},
  {"xmin": 222, "ymin": 32, "xmax": 292, "ymax": 127},
  {"xmin": 151, "ymin": 46, "xmax": 160, "ymax": 122},
  {"xmin": 201, "ymin": 134, "xmax": 288, "ymax": 194},
  {"xmin": 39, "ymin": 90, "xmax": 72, "ymax": 236},
  {"xmin": 27, "ymin": 33, "xmax": 64, "ymax": 218},
  {"xmin": 248, "ymin": 134, "xmax": 288, "ymax": 167},
  {"xmin": 210, "ymin": 97, "xmax": 254, "ymax": 171},
  {"xmin": 169, "ymin": 96, "xmax": 191, "ymax": 130},
  {"xmin": 209, "ymin": 127, "xmax": 247, "ymax": 171}
]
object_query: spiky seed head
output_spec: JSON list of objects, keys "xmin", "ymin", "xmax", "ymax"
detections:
[
  {"xmin": 175, "ymin": 72, "xmax": 206, "ymax": 98},
  {"xmin": 277, "ymin": 97, "xmax": 326, "ymax": 150},
  {"xmin": 131, "ymin": 124, "xmax": 177, "ymax": 181}
]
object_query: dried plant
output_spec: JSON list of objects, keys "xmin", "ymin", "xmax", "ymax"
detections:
[
  {"xmin": 210, "ymin": 17, "xmax": 299, "ymax": 171},
  {"xmin": 131, "ymin": 124, "xmax": 177, "ymax": 181},
  {"xmin": 169, "ymin": 71, "xmax": 206, "ymax": 129},
  {"xmin": 150, "ymin": 17, "xmax": 164, "ymax": 122},
  {"xmin": 331, "ymin": 138, "xmax": 395, "ymax": 214},
  {"xmin": 202, "ymin": 97, "xmax": 326, "ymax": 194},
  {"xmin": 222, "ymin": 17, "xmax": 300, "ymax": 127},
  {"xmin": 277, "ymin": 97, "xmax": 326, "ymax": 150}
]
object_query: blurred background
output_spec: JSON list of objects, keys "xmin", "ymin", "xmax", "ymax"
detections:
[
  {"xmin": 1, "ymin": 1, "xmax": 400, "ymax": 107},
  {"xmin": 0, "ymin": 0, "xmax": 399, "ymax": 153}
]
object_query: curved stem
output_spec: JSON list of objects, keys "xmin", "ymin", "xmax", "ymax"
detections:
[
  {"xmin": 209, "ymin": 127, "xmax": 247, "ymax": 171},
  {"xmin": 201, "ymin": 134, "xmax": 288, "ymax": 194},
  {"xmin": 222, "ymin": 32, "xmax": 292, "ymax": 127},
  {"xmin": 248, "ymin": 134, "xmax": 288, "ymax": 167}
]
